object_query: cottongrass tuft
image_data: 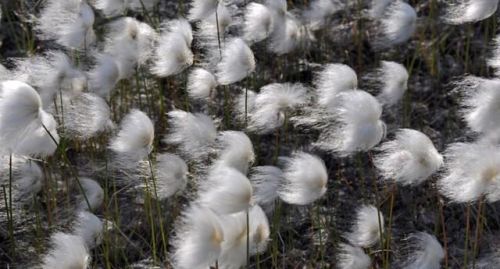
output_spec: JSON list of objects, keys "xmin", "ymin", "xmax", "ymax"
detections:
[
  {"xmin": 164, "ymin": 110, "xmax": 217, "ymax": 161},
  {"xmin": 94, "ymin": 0, "xmax": 159, "ymax": 17},
  {"xmin": 171, "ymin": 205, "xmax": 224, "ymax": 269},
  {"xmin": 302, "ymin": 0, "xmax": 344, "ymax": 30},
  {"xmin": 109, "ymin": 109, "xmax": 154, "ymax": 163},
  {"xmin": 36, "ymin": 0, "xmax": 96, "ymax": 50},
  {"xmin": 73, "ymin": 211, "xmax": 103, "ymax": 249},
  {"xmin": 243, "ymin": 3, "xmax": 274, "ymax": 44},
  {"xmin": 199, "ymin": 165, "xmax": 254, "ymax": 214},
  {"xmin": 398, "ymin": 232, "xmax": 444, "ymax": 269},
  {"xmin": 62, "ymin": 93, "xmax": 112, "ymax": 140},
  {"xmin": 368, "ymin": 0, "xmax": 392, "ymax": 19},
  {"xmin": 248, "ymin": 83, "xmax": 309, "ymax": 134},
  {"xmin": 314, "ymin": 90, "xmax": 386, "ymax": 156},
  {"xmin": 278, "ymin": 152, "xmax": 328, "ymax": 205},
  {"xmin": 374, "ymin": 129, "xmax": 443, "ymax": 186},
  {"xmin": 268, "ymin": 13, "xmax": 307, "ymax": 55},
  {"xmin": 0, "ymin": 156, "xmax": 43, "ymax": 204},
  {"xmin": 151, "ymin": 19, "xmax": 194, "ymax": 77},
  {"xmin": 337, "ymin": 243, "xmax": 372, "ymax": 269},
  {"xmin": 314, "ymin": 63, "xmax": 357, "ymax": 107},
  {"xmin": 376, "ymin": 1, "xmax": 417, "ymax": 48},
  {"xmin": 216, "ymin": 38, "xmax": 256, "ymax": 85},
  {"xmin": 375, "ymin": 61, "xmax": 409, "ymax": 106},
  {"xmin": 88, "ymin": 53, "xmax": 121, "ymax": 97},
  {"xmin": 78, "ymin": 177, "xmax": 104, "ymax": 211},
  {"xmin": 443, "ymin": 0, "xmax": 499, "ymax": 24},
  {"xmin": 187, "ymin": 68, "xmax": 218, "ymax": 100},
  {"xmin": 187, "ymin": 0, "xmax": 219, "ymax": 21},
  {"xmin": 42, "ymin": 232, "xmax": 90, "ymax": 269},
  {"xmin": 347, "ymin": 205, "xmax": 384, "ymax": 248},
  {"xmin": 457, "ymin": 76, "xmax": 500, "ymax": 137},
  {"xmin": 214, "ymin": 131, "xmax": 255, "ymax": 175},
  {"xmin": 249, "ymin": 166, "xmax": 283, "ymax": 211},
  {"xmin": 0, "ymin": 80, "xmax": 59, "ymax": 156},
  {"xmin": 150, "ymin": 153, "xmax": 188, "ymax": 199},
  {"xmin": 438, "ymin": 142, "xmax": 500, "ymax": 203}
]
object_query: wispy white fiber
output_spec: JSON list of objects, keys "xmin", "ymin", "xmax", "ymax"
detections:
[
  {"xmin": 347, "ymin": 205, "xmax": 384, "ymax": 248},
  {"xmin": 337, "ymin": 243, "xmax": 372, "ymax": 269},
  {"xmin": 313, "ymin": 63, "xmax": 357, "ymax": 107},
  {"xmin": 42, "ymin": 232, "xmax": 90, "ymax": 269},
  {"xmin": 62, "ymin": 93, "xmax": 111, "ymax": 139},
  {"xmin": 187, "ymin": 68, "xmax": 218, "ymax": 100},
  {"xmin": 444, "ymin": 0, "xmax": 499, "ymax": 24},
  {"xmin": 216, "ymin": 38, "xmax": 256, "ymax": 85},
  {"xmin": 214, "ymin": 131, "xmax": 255, "ymax": 175},
  {"xmin": 375, "ymin": 61, "xmax": 409, "ymax": 106}
]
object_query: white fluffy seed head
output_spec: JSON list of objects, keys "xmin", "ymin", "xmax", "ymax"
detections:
[
  {"xmin": 268, "ymin": 13, "xmax": 306, "ymax": 55},
  {"xmin": 214, "ymin": 131, "xmax": 255, "ymax": 175},
  {"xmin": 377, "ymin": 1, "xmax": 417, "ymax": 48},
  {"xmin": 314, "ymin": 90, "xmax": 385, "ymax": 156},
  {"xmin": 0, "ymin": 156, "xmax": 43, "ymax": 204},
  {"xmin": 302, "ymin": 0, "xmax": 344, "ymax": 30},
  {"xmin": 248, "ymin": 83, "xmax": 309, "ymax": 134},
  {"xmin": 13, "ymin": 51, "xmax": 86, "ymax": 108},
  {"xmin": 88, "ymin": 53, "xmax": 121, "ymax": 98},
  {"xmin": 73, "ymin": 211, "xmax": 103, "ymax": 249},
  {"xmin": 374, "ymin": 129, "xmax": 443, "ymax": 186},
  {"xmin": 457, "ymin": 76, "xmax": 500, "ymax": 136},
  {"xmin": 42, "ymin": 232, "xmax": 90, "ymax": 269},
  {"xmin": 278, "ymin": 152, "xmax": 328, "ymax": 205},
  {"xmin": 151, "ymin": 19, "xmax": 194, "ymax": 77},
  {"xmin": 109, "ymin": 109, "xmax": 154, "ymax": 161},
  {"xmin": 243, "ymin": 3, "xmax": 274, "ymax": 43},
  {"xmin": 313, "ymin": 64, "xmax": 358, "ymax": 107},
  {"xmin": 78, "ymin": 177, "xmax": 104, "ymax": 211},
  {"xmin": 36, "ymin": 0, "xmax": 96, "ymax": 50},
  {"xmin": 0, "ymin": 81, "xmax": 59, "ymax": 156},
  {"xmin": 368, "ymin": 0, "xmax": 392, "ymax": 19},
  {"xmin": 172, "ymin": 205, "xmax": 224, "ymax": 269},
  {"xmin": 249, "ymin": 166, "xmax": 283, "ymax": 210},
  {"xmin": 376, "ymin": 61, "xmax": 409, "ymax": 106},
  {"xmin": 337, "ymin": 243, "xmax": 372, "ymax": 269},
  {"xmin": 199, "ymin": 165, "xmax": 254, "ymax": 214},
  {"xmin": 187, "ymin": 68, "xmax": 218, "ymax": 100},
  {"xmin": 444, "ymin": 0, "xmax": 499, "ymax": 24},
  {"xmin": 347, "ymin": 205, "xmax": 384, "ymax": 248},
  {"xmin": 152, "ymin": 153, "xmax": 188, "ymax": 199},
  {"xmin": 438, "ymin": 142, "xmax": 500, "ymax": 203},
  {"xmin": 62, "ymin": 93, "xmax": 111, "ymax": 140},
  {"xmin": 104, "ymin": 17, "xmax": 158, "ymax": 78},
  {"xmin": 94, "ymin": 0, "xmax": 126, "ymax": 17},
  {"xmin": 187, "ymin": 0, "xmax": 219, "ymax": 21},
  {"xmin": 216, "ymin": 38, "xmax": 256, "ymax": 85},
  {"xmin": 399, "ymin": 232, "xmax": 444, "ymax": 269},
  {"xmin": 164, "ymin": 110, "xmax": 217, "ymax": 161}
]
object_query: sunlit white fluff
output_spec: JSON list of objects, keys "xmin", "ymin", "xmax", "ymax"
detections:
[
  {"xmin": 438, "ymin": 142, "xmax": 500, "ymax": 203},
  {"xmin": 187, "ymin": 68, "xmax": 218, "ymax": 100},
  {"xmin": 88, "ymin": 53, "xmax": 121, "ymax": 97},
  {"xmin": 375, "ymin": 61, "xmax": 409, "ymax": 106},
  {"xmin": 374, "ymin": 129, "xmax": 443, "ymax": 186},
  {"xmin": 13, "ymin": 51, "xmax": 86, "ymax": 108},
  {"xmin": 302, "ymin": 0, "xmax": 344, "ymax": 30},
  {"xmin": 313, "ymin": 64, "xmax": 357, "ymax": 107},
  {"xmin": 94, "ymin": 0, "xmax": 159, "ymax": 17},
  {"xmin": 249, "ymin": 166, "xmax": 283, "ymax": 210},
  {"xmin": 218, "ymin": 205, "xmax": 270, "ymax": 268},
  {"xmin": 278, "ymin": 152, "xmax": 328, "ymax": 205},
  {"xmin": 368, "ymin": 0, "xmax": 392, "ymax": 18},
  {"xmin": 73, "ymin": 211, "xmax": 103, "ymax": 249},
  {"xmin": 172, "ymin": 205, "xmax": 224, "ymax": 269},
  {"xmin": 0, "ymin": 81, "xmax": 59, "ymax": 156},
  {"xmin": 214, "ymin": 131, "xmax": 255, "ymax": 175},
  {"xmin": 377, "ymin": 1, "xmax": 417, "ymax": 48},
  {"xmin": 243, "ymin": 3, "xmax": 274, "ymax": 43},
  {"xmin": 337, "ymin": 243, "xmax": 372, "ymax": 269},
  {"xmin": 104, "ymin": 17, "xmax": 158, "ymax": 79},
  {"xmin": 0, "ymin": 64, "xmax": 11, "ymax": 81},
  {"xmin": 457, "ymin": 76, "xmax": 500, "ymax": 136},
  {"xmin": 314, "ymin": 90, "xmax": 385, "ymax": 156},
  {"xmin": 199, "ymin": 165, "xmax": 253, "ymax": 214},
  {"xmin": 151, "ymin": 153, "xmax": 188, "ymax": 199},
  {"xmin": 248, "ymin": 83, "xmax": 309, "ymax": 134},
  {"xmin": 399, "ymin": 232, "xmax": 444, "ymax": 269},
  {"xmin": 187, "ymin": 0, "xmax": 219, "ymax": 21},
  {"xmin": 151, "ymin": 19, "xmax": 194, "ymax": 77},
  {"xmin": 78, "ymin": 177, "xmax": 104, "ymax": 211},
  {"xmin": 42, "ymin": 232, "xmax": 90, "ymax": 269},
  {"xmin": 347, "ymin": 205, "xmax": 384, "ymax": 248},
  {"xmin": 216, "ymin": 38, "xmax": 256, "ymax": 85},
  {"xmin": 235, "ymin": 89, "xmax": 257, "ymax": 123},
  {"xmin": 109, "ymin": 109, "xmax": 154, "ymax": 162},
  {"xmin": 444, "ymin": 0, "xmax": 498, "ymax": 24},
  {"xmin": 0, "ymin": 156, "xmax": 43, "ymax": 204},
  {"xmin": 268, "ymin": 13, "xmax": 307, "ymax": 55},
  {"xmin": 36, "ymin": 0, "xmax": 96, "ymax": 50},
  {"xmin": 164, "ymin": 110, "xmax": 217, "ymax": 161},
  {"xmin": 62, "ymin": 93, "xmax": 111, "ymax": 139}
]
